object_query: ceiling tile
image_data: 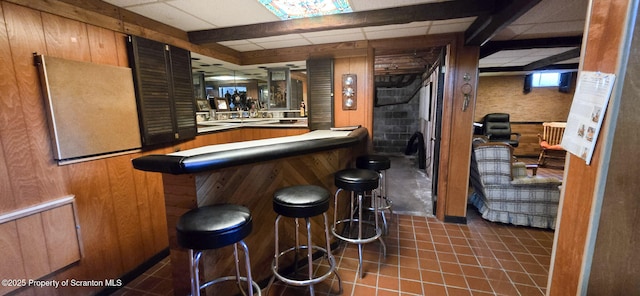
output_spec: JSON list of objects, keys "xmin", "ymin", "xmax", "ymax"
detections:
[
  {"xmin": 126, "ymin": 2, "xmax": 215, "ymax": 31},
  {"xmin": 516, "ymin": 21, "xmax": 585, "ymax": 39},
  {"xmin": 492, "ymin": 24, "xmax": 535, "ymax": 40},
  {"xmin": 350, "ymin": 0, "xmax": 443, "ymax": 11},
  {"xmin": 427, "ymin": 21, "xmax": 473, "ymax": 35},
  {"xmin": 222, "ymin": 43, "xmax": 265, "ymax": 52},
  {"xmin": 102, "ymin": 0, "xmax": 156, "ymax": 6},
  {"xmin": 512, "ymin": 0, "xmax": 588, "ymax": 25},
  {"xmin": 255, "ymin": 38, "xmax": 312, "ymax": 49},
  {"xmin": 174, "ymin": 0, "xmax": 279, "ymax": 28},
  {"xmin": 362, "ymin": 20, "xmax": 432, "ymax": 32}
]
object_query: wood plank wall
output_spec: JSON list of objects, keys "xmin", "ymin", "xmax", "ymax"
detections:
[
  {"xmin": 435, "ymin": 35, "xmax": 480, "ymax": 221},
  {"xmin": 587, "ymin": 5, "xmax": 640, "ymax": 293},
  {"xmin": 475, "ymin": 75, "xmax": 574, "ymax": 123},
  {"xmin": 0, "ymin": 3, "xmax": 307, "ymax": 293},
  {"xmin": 548, "ymin": 0, "xmax": 631, "ymax": 294}
]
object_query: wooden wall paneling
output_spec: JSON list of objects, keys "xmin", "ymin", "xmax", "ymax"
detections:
[
  {"xmin": 435, "ymin": 43, "xmax": 455, "ymax": 220},
  {"xmin": 4, "ymin": 2, "xmax": 68, "ymax": 202},
  {"xmin": 41, "ymin": 12, "xmax": 91, "ymax": 61},
  {"xmin": 16, "ymin": 214, "xmax": 51, "ymax": 279},
  {"xmin": 442, "ymin": 36, "xmax": 479, "ymax": 219},
  {"xmin": 587, "ymin": 8, "xmax": 640, "ymax": 293},
  {"xmin": 115, "ymin": 33, "xmax": 129, "ymax": 67},
  {"xmin": 41, "ymin": 204, "xmax": 81, "ymax": 271},
  {"xmin": 162, "ymin": 173, "xmax": 197, "ymax": 296},
  {"xmin": 131, "ymin": 154, "xmax": 157, "ymax": 259},
  {"xmin": 86, "ymin": 24, "xmax": 119, "ymax": 66},
  {"xmin": 0, "ymin": 2, "xmax": 42, "ymax": 211},
  {"xmin": 106, "ymin": 155, "xmax": 147, "ymax": 272},
  {"xmin": 333, "ymin": 58, "xmax": 349, "ymax": 128},
  {"xmin": 0, "ymin": 222, "xmax": 27, "ymax": 295},
  {"xmin": 0, "ymin": 3, "xmax": 16, "ymax": 213},
  {"xmin": 63, "ymin": 159, "xmax": 124, "ymax": 291},
  {"xmin": 548, "ymin": 0, "xmax": 630, "ymax": 294},
  {"xmin": 511, "ymin": 123, "xmax": 544, "ymax": 157},
  {"xmin": 147, "ymin": 149, "xmax": 171, "ymax": 251},
  {"xmin": 333, "ymin": 55, "xmax": 372, "ymax": 136},
  {"xmin": 9, "ymin": 0, "xmax": 124, "ymax": 34}
]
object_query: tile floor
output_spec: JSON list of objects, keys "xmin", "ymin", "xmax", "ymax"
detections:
[
  {"xmin": 112, "ymin": 208, "xmax": 554, "ymax": 296},
  {"xmin": 112, "ymin": 156, "xmax": 562, "ymax": 296}
]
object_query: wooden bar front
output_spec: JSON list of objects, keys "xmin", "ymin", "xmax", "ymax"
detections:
[{"xmin": 133, "ymin": 129, "xmax": 368, "ymax": 295}]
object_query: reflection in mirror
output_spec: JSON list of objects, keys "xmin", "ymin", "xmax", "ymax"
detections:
[{"xmin": 191, "ymin": 52, "xmax": 306, "ymax": 114}]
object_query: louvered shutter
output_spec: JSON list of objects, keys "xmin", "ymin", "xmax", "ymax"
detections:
[{"xmin": 307, "ymin": 58, "xmax": 334, "ymax": 130}]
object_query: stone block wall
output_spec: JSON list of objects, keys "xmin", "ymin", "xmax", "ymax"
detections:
[{"xmin": 373, "ymin": 79, "xmax": 421, "ymax": 153}]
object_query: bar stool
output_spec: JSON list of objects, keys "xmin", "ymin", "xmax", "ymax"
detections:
[
  {"xmin": 356, "ymin": 155, "xmax": 393, "ymax": 235},
  {"xmin": 267, "ymin": 185, "xmax": 341, "ymax": 296},
  {"xmin": 176, "ymin": 204, "xmax": 261, "ymax": 296},
  {"xmin": 332, "ymin": 168, "xmax": 386, "ymax": 278}
]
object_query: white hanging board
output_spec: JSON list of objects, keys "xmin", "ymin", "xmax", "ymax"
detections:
[
  {"xmin": 561, "ymin": 71, "xmax": 616, "ymax": 165},
  {"xmin": 37, "ymin": 55, "xmax": 142, "ymax": 161}
]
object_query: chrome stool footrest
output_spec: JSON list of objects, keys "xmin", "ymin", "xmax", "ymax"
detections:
[{"xmin": 271, "ymin": 245, "xmax": 338, "ymax": 287}]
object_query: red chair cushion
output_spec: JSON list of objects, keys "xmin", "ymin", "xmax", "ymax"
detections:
[{"xmin": 540, "ymin": 140, "xmax": 564, "ymax": 150}]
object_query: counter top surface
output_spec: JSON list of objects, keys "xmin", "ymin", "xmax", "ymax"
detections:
[
  {"xmin": 197, "ymin": 118, "xmax": 308, "ymax": 133},
  {"xmin": 132, "ymin": 127, "xmax": 366, "ymax": 174}
]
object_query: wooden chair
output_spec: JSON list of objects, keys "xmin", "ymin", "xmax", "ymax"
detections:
[{"xmin": 537, "ymin": 122, "xmax": 567, "ymax": 167}]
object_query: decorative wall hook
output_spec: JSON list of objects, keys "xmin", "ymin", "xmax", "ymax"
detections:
[{"xmin": 461, "ymin": 73, "xmax": 472, "ymax": 112}]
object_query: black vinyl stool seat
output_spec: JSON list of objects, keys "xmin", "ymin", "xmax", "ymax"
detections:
[
  {"xmin": 332, "ymin": 169, "xmax": 386, "ymax": 278},
  {"xmin": 356, "ymin": 155, "xmax": 394, "ymax": 235},
  {"xmin": 267, "ymin": 185, "xmax": 342, "ymax": 296},
  {"xmin": 356, "ymin": 154, "xmax": 391, "ymax": 171},
  {"xmin": 176, "ymin": 204, "xmax": 261, "ymax": 296}
]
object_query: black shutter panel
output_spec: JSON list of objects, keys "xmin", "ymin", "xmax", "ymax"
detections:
[
  {"xmin": 307, "ymin": 58, "xmax": 334, "ymax": 130},
  {"xmin": 127, "ymin": 35, "xmax": 197, "ymax": 146},
  {"xmin": 168, "ymin": 46, "xmax": 197, "ymax": 140}
]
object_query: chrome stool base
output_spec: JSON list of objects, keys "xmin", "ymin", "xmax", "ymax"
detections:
[
  {"xmin": 267, "ymin": 206, "xmax": 342, "ymax": 296},
  {"xmin": 332, "ymin": 188, "xmax": 386, "ymax": 278},
  {"xmin": 188, "ymin": 241, "xmax": 261, "ymax": 296}
]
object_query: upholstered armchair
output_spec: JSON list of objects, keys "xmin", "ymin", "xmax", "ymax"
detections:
[{"xmin": 469, "ymin": 142, "xmax": 562, "ymax": 229}]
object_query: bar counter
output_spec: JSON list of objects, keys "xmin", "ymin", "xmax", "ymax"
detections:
[{"xmin": 132, "ymin": 127, "xmax": 368, "ymax": 295}]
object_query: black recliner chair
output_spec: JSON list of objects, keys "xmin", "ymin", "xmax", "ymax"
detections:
[{"xmin": 481, "ymin": 113, "xmax": 520, "ymax": 148}]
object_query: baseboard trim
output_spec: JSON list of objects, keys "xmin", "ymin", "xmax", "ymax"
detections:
[
  {"xmin": 97, "ymin": 247, "xmax": 170, "ymax": 295},
  {"xmin": 444, "ymin": 215, "xmax": 467, "ymax": 224}
]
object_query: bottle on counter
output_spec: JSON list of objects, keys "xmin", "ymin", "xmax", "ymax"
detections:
[{"xmin": 300, "ymin": 101, "xmax": 306, "ymax": 117}]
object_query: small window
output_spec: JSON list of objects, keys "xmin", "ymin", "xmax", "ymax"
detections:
[{"xmin": 532, "ymin": 73, "xmax": 560, "ymax": 87}]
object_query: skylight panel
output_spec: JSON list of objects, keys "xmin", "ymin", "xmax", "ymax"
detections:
[{"xmin": 258, "ymin": 0, "xmax": 353, "ymax": 20}]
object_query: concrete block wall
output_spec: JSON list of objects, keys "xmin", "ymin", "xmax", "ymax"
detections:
[{"xmin": 373, "ymin": 79, "xmax": 421, "ymax": 154}]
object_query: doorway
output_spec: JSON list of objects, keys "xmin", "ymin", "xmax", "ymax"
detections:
[{"xmin": 371, "ymin": 47, "xmax": 445, "ymax": 217}]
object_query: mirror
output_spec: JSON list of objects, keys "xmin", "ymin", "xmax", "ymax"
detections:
[{"xmin": 191, "ymin": 52, "xmax": 306, "ymax": 112}]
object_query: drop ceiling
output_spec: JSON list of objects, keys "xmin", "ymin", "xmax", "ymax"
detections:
[{"xmin": 103, "ymin": 0, "xmax": 588, "ymax": 76}]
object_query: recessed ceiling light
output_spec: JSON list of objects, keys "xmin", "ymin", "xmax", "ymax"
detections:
[{"xmin": 258, "ymin": 0, "xmax": 352, "ymax": 20}]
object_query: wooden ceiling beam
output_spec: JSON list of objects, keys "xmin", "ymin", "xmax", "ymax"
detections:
[
  {"xmin": 479, "ymin": 36, "xmax": 583, "ymax": 58},
  {"xmin": 523, "ymin": 47, "xmax": 581, "ymax": 70},
  {"xmin": 479, "ymin": 63, "xmax": 579, "ymax": 73},
  {"xmin": 189, "ymin": 0, "xmax": 497, "ymax": 44},
  {"xmin": 465, "ymin": 0, "xmax": 542, "ymax": 46}
]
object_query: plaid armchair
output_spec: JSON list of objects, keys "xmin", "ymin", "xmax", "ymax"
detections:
[{"xmin": 469, "ymin": 143, "xmax": 562, "ymax": 229}]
